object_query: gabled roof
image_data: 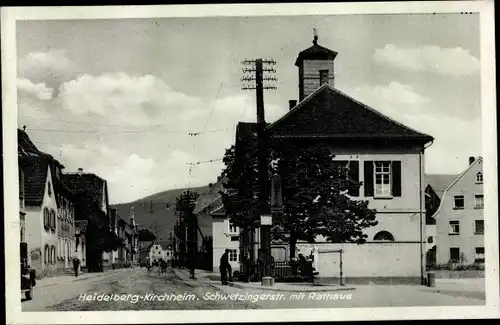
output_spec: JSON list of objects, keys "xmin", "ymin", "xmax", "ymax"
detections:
[
  {"xmin": 193, "ymin": 180, "xmax": 225, "ymax": 214},
  {"xmin": 431, "ymin": 157, "xmax": 483, "ymax": 219},
  {"xmin": 424, "ymin": 174, "xmax": 460, "ymax": 199},
  {"xmin": 23, "ymin": 155, "xmax": 51, "ymax": 206},
  {"xmin": 61, "ymin": 173, "xmax": 106, "ymax": 204},
  {"xmin": 295, "ymin": 39, "xmax": 338, "ymax": 66},
  {"xmin": 267, "ymin": 84, "xmax": 434, "ymax": 144},
  {"xmin": 18, "ymin": 129, "xmax": 65, "ymax": 168},
  {"xmin": 18, "ymin": 128, "xmax": 43, "ymax": 156}
]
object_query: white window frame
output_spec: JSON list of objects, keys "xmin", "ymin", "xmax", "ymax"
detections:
[
  {"xmin": 228, "ymin": 249, "xmax": 238, "ymax": 262},
  {"xmin": 453, "ymin": 195, "xmax": 465, "ymax": 209},
  {"xmin": 476, "ymin": 172, "xmax": 483, "ymax": 183},
  {"xmin": 474, "ymin": 194, "xmax": 484, "ymax": 209},
  {"xmin": 449, "ymin": 220, "xmax": 460, "ymax": 235},
  {"xmin": 373, "ymin": 161, "xmax": 392, "ymax": 198}
]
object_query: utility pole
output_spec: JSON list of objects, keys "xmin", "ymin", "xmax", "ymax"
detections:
[{"xmin": 241, "ymin": 58, "xmax": 277, "ymax": 286}]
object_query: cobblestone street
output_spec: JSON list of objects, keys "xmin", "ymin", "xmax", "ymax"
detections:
[{"xmin": 22, "ymin": 267, "xmax": 485, "ymax": 311}]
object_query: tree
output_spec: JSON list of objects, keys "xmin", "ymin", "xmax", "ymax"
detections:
[
  {"xmin": 271, "ymin": 144, "xmax": 378, "ymax": 257},
  {"xmin": 175, "ymin": 190, "xmax": 200, "ymax": 273},
  {"xmin": 137, "ymin": 228, "xmax": 156, "ymax": 242},
  {"xmin": 220, "ymin": 140, "xmax": 378, "ymax": 260}
]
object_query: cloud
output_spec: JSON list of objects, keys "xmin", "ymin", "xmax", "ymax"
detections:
[
  {"xmin": 17, "ymin": 78, "xmax": 53, "ymax": 100},
  {"xmin": 374, "ymin": 44, "xmax": 480, "ymax": 76},
  {"xmin": 351, "ymin": 81, "xmax": 430, "ymax": 118},
  {"xmin": 18, "ymin": 49, "xmax": 80, "ymax": 95},
  {"xmin": 21, "ymin": 72, "xmax": 289, "ymax": 203},
  {"xmin": 348, "ymin": 82, "xmax": 481, "ymax": 174}
]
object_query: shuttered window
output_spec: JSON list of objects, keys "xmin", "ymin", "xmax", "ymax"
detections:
[
  {"xmin": 348, "ymin": 161, "xmax": 360, "ymax": 197},
  {"xmin": 364, "ymin": 161, "xmax": 402, "ymax": 198}
]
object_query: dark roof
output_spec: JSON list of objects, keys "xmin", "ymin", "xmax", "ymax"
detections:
[
  {"xmin": 18, "ymin": 129, "xmax": 42, "ymax": 156},
  {"xmin": 75, "ymin": 220, "xmax": 88, "ymax": 233},
  {"xmin": 236, "ymin": 122, "xmax": 258, "ymax": 143},
  {"xmin": 295, "ymin": 39, "xmax": 338, "ymax": 66},
  {"xmin": 18, "ymin": 129, "xmax": 65, "ymax": 168},
  {"xmin": 267, "ymin": 84, "xmax": 434, "ymax": 144},
  {"xmin": 61, "ymin": 173, "xmax": 106, "ymax": 204},
  {"xmin": 23, "ymin": 156, "xmax": 51, "ymax": 206},
  {"xmin": 425, "ymin": 174, "xmax": 459, "ymax": 199},
  {"xmin": 194, "ymin": 180, "xmax": 225, "ymax": 214}
]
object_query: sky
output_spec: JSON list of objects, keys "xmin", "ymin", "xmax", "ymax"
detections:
[{"xmin": 16, "ymin": 13, "xmax": 482, "ymax": 204}]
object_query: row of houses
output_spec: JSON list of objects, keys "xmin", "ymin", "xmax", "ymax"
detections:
[
  {"xmin": 18, "ymin": 128, "xmax": 140, "ymax": 277},
  {"xmin": 190, "ymin": 35, "xmax": 484, "ymax": 282}
]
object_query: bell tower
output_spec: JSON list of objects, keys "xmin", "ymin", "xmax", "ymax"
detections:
[{"xmin": 295, "ymin": 29, "xmax": 338, "ymax": 101}]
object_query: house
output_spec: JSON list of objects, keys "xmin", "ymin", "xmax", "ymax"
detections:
[
  {"xmin": 193, "ymin": 178, "xmax": 225, "ymax": 271},
  {"xmin": 117, "ymin": 216, "xmax": 133, "ymax": 265},
  {"xmin": 55, "ymin": 183, "xmax": 76, "ymax": 271},
  {"xmin": 18, "ymin": 128, "xmax": 77, "ymax": 275},
  {"xmin": 424, "ymin": 173, "xmax": 459, "ymax": 266},
  {"xmin": 433, "ymin": 157, "xmax": 484, "ymax": 266},
  {"xmin": 74, "ymin": 220, "xmax": 87, "ymax": 268},
  {"xmin": 128, "ymin": 207, "xmax": 139, "ymax": 264},
  {"xmin": 211, "ymin": 204, "xmax": 240, "ymax": 273},
  {"xmin": 61, "ymin": 169, "xmax": 115, "ymax": 272},
  {"xmin": 22, "ymin": 155, "xmax": 59, "ymax": 276},
  {"xmin": 230, "ymin": 35, "xmax": 434, "ymax": 283},
  {"xmin": 148, "ymin": 240, "xmax": 165, "ymax": 262}
]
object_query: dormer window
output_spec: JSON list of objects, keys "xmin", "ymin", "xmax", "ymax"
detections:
[{"xmin": 476, "ymin": 172, "xmax": 483, "ymax": 183}]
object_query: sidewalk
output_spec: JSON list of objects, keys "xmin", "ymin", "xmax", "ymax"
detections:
[
  {"xmin": 36, "ymin": 267, "xmax": 132, "ymax": 288},
  {"xmin": 173, "ymin": 268, "xmax": 355, "ymax": 293}
]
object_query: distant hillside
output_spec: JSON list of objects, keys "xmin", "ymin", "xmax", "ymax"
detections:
[{"xmin": 111, "ymin": 183, "xmax": 220, "ymax": 249}]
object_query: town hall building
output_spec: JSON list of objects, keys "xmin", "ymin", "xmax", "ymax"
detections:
[{"xmin": 228, "ymin": 34, "xmax": 435, "ymax": 284}]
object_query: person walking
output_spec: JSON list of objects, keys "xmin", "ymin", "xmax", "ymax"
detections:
[
  {"xmin": 219, "ymin": 249, "xmax": 232, "ymax": 285},
  {"xmin": 72, "ymin": 256, "xmax": 81, "ymax": 277}
]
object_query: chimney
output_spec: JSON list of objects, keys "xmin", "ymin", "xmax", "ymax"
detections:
[
  {"xmin": 469, "ymin": 157, "xmax": 475, "ymax": 165},
  {"xmin": 77, "ymin": 168, "xmax": 83, "ymax": 175},
  {"xmin": 289, "ymin": 100, "xmax": 297, "ymax": 110}
]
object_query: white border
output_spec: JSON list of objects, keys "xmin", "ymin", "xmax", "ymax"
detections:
[{"xmin": 2, "ymin": 1, "xmax": 498, "ymax": 323}]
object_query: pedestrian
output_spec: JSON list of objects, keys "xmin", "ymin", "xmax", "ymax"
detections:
[
  {"xmin": 72, "ymin": 256, "xmax": 81, "ymax": 277},
  {"xmin": 219, "ymin": 249, "xmax": 232, "ymax": 285}
]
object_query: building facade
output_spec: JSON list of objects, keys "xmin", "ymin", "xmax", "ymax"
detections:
[
  {"xmin": 23, "ymin": 156, "xmax": 59, "ymax": 276},
  {"xmin": 434, "ymin": 157, "xmax": 484, "ymax": 266},
  {"xmin": 211, "ymin": 205, "xmax": 240, "ymax": 273},
  {"xmin": 55, "ymin": 187, "xmax": 76, "ymax": 271},
  {"xmin": 229, "ymin": 36, "xmax": 434, "ymax": 283}
]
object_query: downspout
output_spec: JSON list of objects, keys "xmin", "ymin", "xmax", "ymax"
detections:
[{"xmin": 420, "ymin": 140, "xmax": 434, "ymax": 285}]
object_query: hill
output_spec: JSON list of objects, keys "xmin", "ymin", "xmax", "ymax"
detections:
[{"xmin": 111, "ymin": 182, "xmax": 221, "ymax": 249}]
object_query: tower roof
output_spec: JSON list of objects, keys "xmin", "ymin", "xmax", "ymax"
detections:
[{"xmin": 295, "ymin": 35, "xmax": 338, "ymax": 66}]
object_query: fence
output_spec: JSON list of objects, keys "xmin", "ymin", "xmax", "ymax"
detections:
[{"xmin": 272, "ymin": 261, "xmax": 291, "ymax": 281}]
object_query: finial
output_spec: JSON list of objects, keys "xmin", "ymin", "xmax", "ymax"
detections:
[
  {"xmin": 313, "ymin": 28, "xmax": 318, "ymax": 45},
  {"xmin": 23, "ymin": 125, "xmax": 26, "ymax": 131}
]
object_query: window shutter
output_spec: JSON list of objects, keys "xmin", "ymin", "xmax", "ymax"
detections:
[
  {"xmin": 348, "ymin": 161, "xmax": 360, "ymax": 197},
  {"xmin": 364, "ymin": 161, "xmax": 374, "ymax": 197},
  {"xmin": 392, "ymin": 161, "xmax": 402, "ymax": 197}
]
